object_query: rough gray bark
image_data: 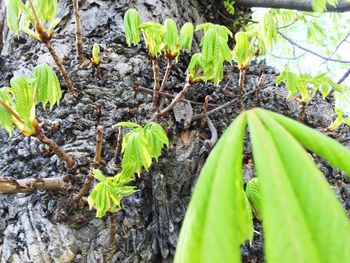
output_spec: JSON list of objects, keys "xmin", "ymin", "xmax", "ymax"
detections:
[
  {"xmin": 0, "ymin": 0, "xmax": 349, "ymax": 262},
  {"xmin": 235, "ymin": 0, "xmax": 350, "ymax": 12}
]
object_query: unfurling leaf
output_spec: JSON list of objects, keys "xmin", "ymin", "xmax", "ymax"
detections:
[
  {"xmin": 124, "ymin": 9, "xmax": 142, "ymax": 46},
  {"xmin": 5, "ymin": 0, "xmax": 25, "ymax": 35},
  {"xmin": 140, "ymin": 21, "xmax": 163, "ymax": 58},
  {"xmin": 117, "ymin": 121, "xmax": 169, "ymax": 176},
  {"xmin": 34, "ymin": 64, "xmax": 62, "ymax": 109},
  {"xmin": 233, "ymin": 32, "xmax": 252, "ymax": 69},
  {"xmin": 0, "ymin": 88, "xmax": 14, "ymax": 135},
  {"xmin": 245, "ymin": 178, "xmax": 262, "ymax": 220},
  {"xmin": 88, "ymin": 169, "xmax": 137, "ymax": 218},
  {"xmin": 179, "ymin": 22, "xmax": 194, "ymax": 51},
  {"xmin": 162, "ymin": 19, "xmax": 179, "ymax": 58},
  {"xmin": 91, "ymin": 43, "xmax": 101, "ymax": 66}
]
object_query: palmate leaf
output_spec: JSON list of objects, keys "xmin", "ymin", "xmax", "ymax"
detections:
[
  {"xmin": 34, "ymin": 64, "xmax": 62, "ymax": 110},
  {"xmin": 0, "ymin": 88, "xmax": 14, "ymax": 135},
  {"xmin": 259, "ymin": 11, "xmax": 277, "ymax": 50},
  {"xmin": 162, "ymin": 19, "xmax": 179, "ymax": 57},
  {"xmin": 179, "ymin": 22, "xmax": 194, "ymax": 51},
  {"xmin": 175, "ymin": 108, "xmax": 350, "ymax": 262},
  {"xmin": 118, "ymin": 121, "xmax": 169, "ymax": 176},
  {"xmin": 124, "ymin": 9, "xmax": 142, "ymax": 46},
  {"xmin": 88, "ymin": 169, "xmax": 137, "ymax": 218},
  {"xmin": 122, "ymin": 127, "xmax": 152, "ymax": 175},
  {"xmin": 143, "ymin": 122, "xmax": 169, "ymax": 160},
  {"xmin": 175, "ymin": 114, "xmax": 253, "ymax": 263},
  {"xmin": 251, "ymin": 109, "xmax": 350, "ymax": 262}
]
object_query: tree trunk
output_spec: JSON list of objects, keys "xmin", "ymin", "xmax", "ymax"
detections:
[{"xmin": 0, "ymin": 1, "xmax": 347, "ymax": 263}]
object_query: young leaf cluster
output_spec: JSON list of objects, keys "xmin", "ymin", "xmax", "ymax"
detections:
[
  {"xmin": 5, "ymin": 0, "xmax": 60, "ymax": 42},
  {"xmin": 124, "ymin": 9, "xmax": 194, "ymax": 59},
  {"xmin": 0, "ymin": 64, "xmax": 62, "ymax": 136},
  {"xmin": 117, "ymin": 122, "xmax": 169, "ymax": 175},
  {"xmin": 88, "ymin": 169, "xmax": 137, "ymax": 218},
  {"xmin": 88, "ymin": 122, "xmax": 169, "ymax": 218},
  {"xmin": 175, "ymin": 108, "xmax": 350, "ymax": 263}
]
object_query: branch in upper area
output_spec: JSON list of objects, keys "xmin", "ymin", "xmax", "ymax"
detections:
[{"xmin": 235, "ymin": 0, "xmax": 350, "ymax": 12}]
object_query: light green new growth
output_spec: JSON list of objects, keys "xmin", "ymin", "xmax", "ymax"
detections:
[
  {"xmin": 311, "ymin": 0, "xmax": 338, "ymax": 12},
  {"xmin": 91, "ymin": 43, "xmax": 101, "ymax": 66},
  {"xmin": 88, "ymin": 121, "xmax": 169, "ymax": 218},
  {"xmin": 0, "ymin": 64, "xmax": 62, "ymax": 136},
  {"xmin": 175, "ymin": 108, "xmax": 350, "ymax": 263},
  {"xmin": 116, "ymin": 121, "xmax": 169, "ymax": 175},
  {"xmin": 162, "ymin": 19, "xmax": 179, "ymax": 58},
  {"xmin": 124, "ymin": 8, "xmax": 142, "ymax": 46},
  {"xmin": 179, "ymin": 22, "xmax": 194, "ymax": 52},
  {"xmin": 87, "ymin": 169, "xmax": 137, "ymax": 218},
  {"xmin": 245, "ymin": 178, "xmax": 262, "ymax": 220}
]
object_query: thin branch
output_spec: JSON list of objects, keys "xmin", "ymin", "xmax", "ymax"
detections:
[
  {"xmin": 73, "ymin": 0, "xmax": 84, "ymax": 64},
  {"xmin": 35, "ymin": 133, "xmax": 76, "ymax": 169},
  {"xmin": 113, "ymin": 127, "xmax": 123, "ymax": 164},
  {"xmin": 151, "ymin": 59, "xmax": 161, "ymax": 110},
  {"xmin": 0, "ymin": 176, "xmax": 68, "ymax": 194},
  {"xmin": 255, "ymin": 73, "xmax": 266, "ymax": 107},
  {"xmin": 337, "ymin": 67, "xmax": 350, "ymax": 84},
  {"xmin": 158, "ymin": 81, "xmax": 192, "ymax": 116},
  {"xmin": 71, "ymin": 126, "xmax": 103, "ymax": 204},
  {"xmin": 235, "ymin": 0, "xmax": 350, "ymax": 12},
  {"xmin": 134, "ymin": 84, "xmax": 218, "ymax": 107},
  {"xmin": 159, "ymin": 58, "xmax": 173, "ymax": 93},
  {"xmin": 238, "ymin": 69, "xmax": 246, "ymax": 111},
  {"xmin": 44, "ymin": 41, "xmax": 77, "ymax": 96},
  {"xmin": 279, "ymin": 31, "xmax": 350, "ymax": 64},
  {"xmin": 201, "ymin": 96, "xmax": 209, "ymax": 129}
]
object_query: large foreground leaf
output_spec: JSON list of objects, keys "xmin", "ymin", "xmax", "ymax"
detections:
[
  {"xmin": 174, "ymin": 114, "xmax": 252, "ymax": 263},
  {"xmin": 249, "ymin": 109, "xmax": 350, "ymax": 263}
]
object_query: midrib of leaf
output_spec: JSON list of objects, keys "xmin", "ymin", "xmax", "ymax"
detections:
[{"xmin": 248, "ymin": 111, "xmax": 320, "ymax": 262}]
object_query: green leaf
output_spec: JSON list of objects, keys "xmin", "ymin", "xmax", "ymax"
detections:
[
  {"xmin": 121, "ymin": 127, "xmax": 153, "ymax": 175},
  {"xmin": 124, "ymin": 9, "xmax": 142, "ymax": 46},
  {"xmin": 162, "ymin": 19, "xmax": 179, "ymax": 57},
  {"xmin": 179, "ymin": 22, "xmax": 194, "ymax": 51},
  {"xmin": 250, "ymin": 109, "xmax": 350, "ymax": 263},
  {"xmin": 92, "ymin": 43, "xmax": 101, "ymax": 66},
  {"xmin": 10, "ymin": 76, "xmax": 35, "ymax": 123},
  {"xmin": 276, "ymin": 69, "xmax": 298, "ymax": 97},
  {"xmin": 175, "ymin": 113, "xmax": 252, "ymax": 263},
  {"xmin": 34, "ymin": 0, "xmax": 58, "ymax": 21},
  {"xmin": 0, "ymin": 88, "xmax": 14, "ymax": 135},
  {"xmin": 34, "ymin": 64, "xmax": 62, "ymax": 110},
  {"xmin": 259, "ymin": 11, "xmax": 277, "ymax": 50},
  {"xmin": 264, "ymin": 109, "xmax": 350, "ymax": 176},
  {"xmin": 115, "ymin": 122, "xmax": 141, "ymax": 129},
  {"xmin": 140, "ymin": 21, "xmax": 163, "ymax": 58},
  {"xmin": 5, "ymin": 0, "xmax": 25, "ymax": 35},
  {"xmin": 233, "ymin": 32, "xmax": 250, "ymax": 68},
  {"xmin": 245, "ymin": 178, "xmax": 262, "ymax": 220},
  {"xmin": 143, "ymin": 122, "xmax": 169, "ymax": 160},
  {"xmin": 88, "ymin": 169, "xmax": 137, "ymax": 218}
]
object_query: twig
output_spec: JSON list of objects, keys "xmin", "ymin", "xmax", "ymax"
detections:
[
  {"xmin": 44, "ymin": 41, "xmax": 77, "ymax": 96},
  {"xmin": 192, "ymin": 100, "xmax": 236, "ymax": 121},
  {"xmin": 255, "ymin": 73, "xmax": 265, "ymax": 107},
  {"xmin": 134, "ymin": 84, "xmax": 218, "ymax": 107},
  {"xmin": 0, "ymin": 176, "xmax": 68, "ymax": 194},
  {"xmin": 35, "ymin": 132, "xmax": 76, "ymax": 169},
  {"xmin": 158, "ymin": 81, "xmax": 192, "ymax": 116},
  {"xmin": 337, "ymin": 67, "xmax": 350, "ymax": 84},
  {"xmin": 151, "ymin": 59, "xmax": 161, "ymax": 110},
  {"xmin": 201, "ymin": 96, "xmax": 209, "ymax": 129},
  {"xmin": 279, "ymin": 31, "xmax": 350, "ymax": 64},
  {"xmin": 71, "ymin": 126, "xmax": 103, "ymax": 204},
  {"xmin": 238, "ymin": 69, "xmax": 246, "ymax": 111},
  {"xmin": 159, "ymin": 58, "xmax": 173, "ymax": 93},
  {"xmin": 113, "ymin": 127, "xmax": 123, "ymax": 164},
  {"xmin": 73, "ymin": 0, "xmax": 84, "ymax": 64}
]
